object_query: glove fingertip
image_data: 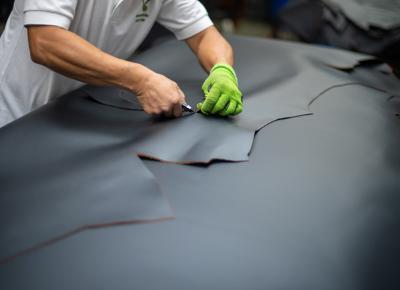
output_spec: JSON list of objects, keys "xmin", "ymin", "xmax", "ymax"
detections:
[
  {"xmin": 219, "ymin": 110, "xmax": 228, "ymax": 117},
  {"xmin": 201, "ymin": 108, "xmax": 210, "ymax": 116},
  {"xmin": 234, "ymin": 105, "xmax": 243, "ymax": 115},
  {"xmin": 197, "ymin": 103, "xmax": 210, "ymax": 115}
]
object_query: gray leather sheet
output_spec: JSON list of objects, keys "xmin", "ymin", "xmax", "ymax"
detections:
[
  {"xmin": 1, "ymin": 84, "xmax": 399, "ymax": 290},
  {"xmin": 1, "ymin": 36, "xmax": 400, "ymax": 288}
]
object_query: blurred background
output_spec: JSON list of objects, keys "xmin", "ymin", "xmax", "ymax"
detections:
[{"xmin": 1, "ymin": 0, "xmax": 399, "ymax": 70}]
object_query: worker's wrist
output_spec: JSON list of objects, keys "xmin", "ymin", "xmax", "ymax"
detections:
[
  {"xmin": 211, "ymin": 63, "xmax": 238, "ymax": 84},
  {"xmin": 117, "ymin": 62, "xmax": 153, "ymax": 93}
]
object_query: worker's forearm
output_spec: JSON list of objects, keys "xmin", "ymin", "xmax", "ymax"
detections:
[
  {"xmin": 27, "ymin": 26, "xmax": 151, "ymax": 92},
  {"xmin": 187, "ymin": 26, "xmax": 234, "ymax": 72}
]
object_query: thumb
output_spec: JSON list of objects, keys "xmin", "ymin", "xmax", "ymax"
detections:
[{"xmin": 196, "ymin": 102, "xmax": 209, "ymax": 115}]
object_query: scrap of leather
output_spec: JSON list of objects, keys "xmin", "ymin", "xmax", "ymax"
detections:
[{"xmin": 1, "ymin": 36, "xmax": 400, "ymax": 264}]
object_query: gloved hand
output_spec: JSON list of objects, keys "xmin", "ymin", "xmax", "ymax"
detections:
[{"xmin": 197, "ymin": 63, "xmax": 243, "ymax": 116}]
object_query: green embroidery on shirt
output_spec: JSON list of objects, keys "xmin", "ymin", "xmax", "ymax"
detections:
[{"xmin": 136, "ymin": 0, "xmax": 151, "ymax": 22}]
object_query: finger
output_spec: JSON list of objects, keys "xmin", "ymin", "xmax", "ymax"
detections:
[
  {"xmin": 233, "ymin": 103, "xmax": 243, "ymax": 115},
  {"xmin": 197, "ymin": 102, "xmax": 209, "ymax": 115},
  {"xmin": 162, "ymin": 103, "xmax": 174, "ymax": 118},
  {"xmin": 220, "ymin": 101, "xmax": 237, "ymax": 117},
  {"xmin": 173, "ymin": 103, "xmax": 182, "ymax": 118},
  {"xmin": 201, "ymin": 86, "xmax": 221, "ymax": 114},
  {"xmin": 163, "ymin": 110, "xmax": 173, "ymax": 118},
  {"xmin": 201, "ymin": 76, "xmax": 212, "ymax": 94},
  {"xmin": 211, "ymin": 94, "xmax": 230, "ymax": 114}
]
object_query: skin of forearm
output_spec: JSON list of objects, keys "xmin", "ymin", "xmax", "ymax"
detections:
[
  {"xmin": 27, "ymin": 25, "xmax": 151, "ymax": 92},
  {"xmin": 186, "ymin": 26, "xmax": 234, "ymax": 73}
]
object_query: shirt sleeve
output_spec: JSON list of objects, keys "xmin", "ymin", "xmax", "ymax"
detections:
[
  {"xmin": 24, "ymin": 0, "xmax": 78, "ymax": 29},
  {"xmin": 157, "ymin": 0, "xmax": 213, "ymax": 40}
]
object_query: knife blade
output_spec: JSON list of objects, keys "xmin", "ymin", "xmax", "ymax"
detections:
[{"xmin": 181, "ymin": 103, "xmax": 195, "ymax": 113}]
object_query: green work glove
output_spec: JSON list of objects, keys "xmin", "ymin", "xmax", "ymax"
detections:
[{"xmin": 197, "ymin": 63, "xmax": 243, "ymax": 116}]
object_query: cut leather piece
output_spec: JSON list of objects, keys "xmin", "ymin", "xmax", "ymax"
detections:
[
  {"xmin": 2, "ymin": 84, "xmax": 399, "ymax": 290},
  {"xmin": 81, "ymin": 87, "xmax": 256, "ymax": 163},
  {"xmin": 84, "ymin": 81, "xmax": 255, "ymax": 163},
  {"xmin": 0, "ymin": 91, "xmax": 174, "ymax": 262},
  {"xmin": 133, "ymin": 114, "xmax": 254, "ymax": 164}
]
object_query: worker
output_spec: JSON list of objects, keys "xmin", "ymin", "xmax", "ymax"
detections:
[{"xmin": 0, "ymin": 0, "xmax": 243, "ymax": 128}]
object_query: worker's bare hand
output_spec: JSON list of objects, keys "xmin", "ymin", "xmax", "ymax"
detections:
[{"xmin": 135, "ymin": 71, "xmax": 186, "ymax": 118}]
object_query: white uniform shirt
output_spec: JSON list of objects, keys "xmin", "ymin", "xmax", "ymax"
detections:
[{"xmin": 0, "ymin": 0, "xmax": 213, "ymax": 127}]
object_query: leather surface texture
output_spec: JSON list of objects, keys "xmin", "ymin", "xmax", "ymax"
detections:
[{"xmin": 0, "ymin": 36, "xmax": 399, "ymax": 290}]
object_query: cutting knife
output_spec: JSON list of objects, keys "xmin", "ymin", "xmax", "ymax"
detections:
[{"xmin": 181, "ymin": 103, "xmax": 195, "ymax": 113}]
